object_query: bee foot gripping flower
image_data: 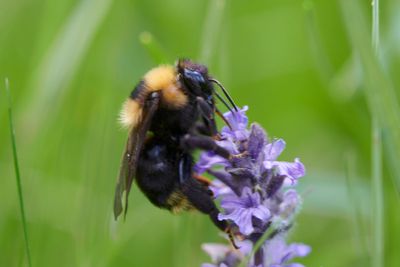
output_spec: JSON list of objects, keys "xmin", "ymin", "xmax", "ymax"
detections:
[{"xmin": 196, "ymin": 106, "xmax": 311, "ymax": 267}]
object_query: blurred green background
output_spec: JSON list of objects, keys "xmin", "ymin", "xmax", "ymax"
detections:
[{"xmin": 1, "ymin": 0, "xmax": 399, "ymax": 266}]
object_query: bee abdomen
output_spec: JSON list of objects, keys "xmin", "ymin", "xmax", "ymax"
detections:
[{"xmin": 166, "ymin": 190, "xmax": 195, "ymax": 214}]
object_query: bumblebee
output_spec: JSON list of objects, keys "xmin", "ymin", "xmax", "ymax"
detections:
[{"xmin": 114, "ymin": 59, "xmax": 238, "ymax": 242}]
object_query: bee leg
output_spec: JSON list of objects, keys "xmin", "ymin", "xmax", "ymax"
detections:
[
  {"xmin": 194, "ymin": 121, "xmax": 211, "ymax": 136},
  {"xmin": 180, "ymin": 177, "xmax": 238, "ymax": 248},
  {"xmin": 178, "ymin": 155, "xmax": 212, "ymax": 196},
  {"xmin": 193, "ymin": 173, "xmax": 212, "ymax": 187},
  {"xmin": 194, "ymin": 122, "xmax": 222, "ymax": 141},
  {"xmin": 196, "ymin": 96, "xmax": 218, "ymax": 137},
  {"xmin": 181, "ymin": 134, "xmax": 230, "ymax": 159}
]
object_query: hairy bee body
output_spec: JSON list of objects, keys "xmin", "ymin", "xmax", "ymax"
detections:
[
  {"xmin": 136, "ymin": 138, "xmax": 195, "ymax": 213},
  {"xmin": 114, "ymin": 59, "xmax": 234, "ymax": 236}
]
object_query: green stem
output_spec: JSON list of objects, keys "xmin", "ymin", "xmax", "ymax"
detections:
[
  {"xmin": 237, "ymin": 225, "xmax": 282, "ymax": 267},
  {"xmin": 238, "ymin": 232, "xmax": 269, "ymax": 267},
  {"xmin": 340, "ymin": 0, "xmax": 400, "ymax": 195},
  {"xmin": 372, "ymin": 0, "xmax": 380, "ymax": 54},
  {"xmin": 5, "ymin": 79, "xmax": 32, "ymax": 267},
  {"xmin": 139, "ymin": 31, "xmax": 171, "ymax": 65},
  {"xmin": 371, "ymin": 1, "xmax": 383, "ymax": 267},
  {"xmin": 344, "ymin": 152, "xmax": 368, "ymax": 260},
  {"xmin": 372, "ymin": 117, "xmax": 383, "ymax": 267},
  {"xmin": 303, "ymin": 0, "xmax": 333, "ymax": 84},
  {"xmin": 199, "ymin": 0, "xmax": 226, "ymax": 64}
]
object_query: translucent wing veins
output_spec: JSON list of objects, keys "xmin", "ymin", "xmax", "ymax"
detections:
[{"xmin": 113, "ymin": 92, "xmax": 160, "ymax": 220}]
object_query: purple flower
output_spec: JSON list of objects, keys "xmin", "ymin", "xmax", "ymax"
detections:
[
  {"xmin": 264, "ymin": 139, "xmax": 286, "ymax": 161},
  {"xmin": 263, "ymin": 139, "xmax": 306, "ymax": 185},
  {"xmin": 248, "ymin": 123, "xmax": 268, "ymax": 160},
  {"xmin": 209, "ymin": 179, "xmax": 234, "ymax": 199},
  {"xmin": 199, "ymin": 106, "xmax": 310, "ymax": 267},
  {"xmin": 263, "ymin": 235, "xmax": 311, "ymax": 267},
  {"xmin": 264, "ymin": 189, "xmax": 301, "ymax": 227},
  {"xmin": 202, "ymin": 244, "xmax": 231, "ymax": 264},
  {"xmin": 202, "ymin": 240, "xmax": 253, "ymax": 267},
  {"xmin": 221, "ymin": 106, "xmax": 250, "ymax": 141},
  {"xmin": 264, "ymin": 158, "xmax": 305, "ymax": 185},
  {"xmin": 195, "ymin": 152, "xmax": 229, "ymax": 174},
  {"xmin": 278, "ymin": 190, "xmax": 301, "ymax": 220},
  {"xmin": 218, "ymin": 187, "xmax": 271, "ymax": 235}
]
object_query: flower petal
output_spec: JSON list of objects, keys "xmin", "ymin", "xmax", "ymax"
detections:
[
  {"xmin": 195, "ymin": 152, "xmax": 229, "ymax": 174},
  {"xmin": 216, "ymin": 139, "xmax": 240, "ymax": 154},
  {"xmin": 219, "ymin": 208, "xmax": 255, "ymax": 235},
  {"xmin": 279, "ymin": 190, "xmax": 301, "ymax": 220},
  {"xmin": 264, "ymin": 235, "xmax": 310, "ymax": 266},
  {"xmin": 252, "ymin": 205, "xmax": 271, "ymax": 221},
  {"xmin": 287, "ymin": 243, "xmax": 312, "ymax": 258},
  {"xmin": 285, "ymin": 264, "xmax": 306, "ymax": 267},
  {"xmin": 248, "ymin": 123, "xmax": 267, "ymax": 159},
  {"xmin": 209, "ymin": 180, "xmax": 233, "ymax": 198},
  {"xmin": 219, "ymin": 188, "xmax": 272, "ymax": 235},
  {"xmin": 202, "ymin": 243, "xmax": 230, "ymax": 263},
  {"xmin": 221, "ymin": 106, "xmax": 250, "ymax": 141},
  {"xmin": 264, "ymin": 158, "xmax": 305, "ymax": 184},
  {"xmin": 264, "ymin": 139, "xmax": 286, "ymax": 161},
  {"xmin": 266, "ymin": 175, "xmax": 286, "ymax": 198}
]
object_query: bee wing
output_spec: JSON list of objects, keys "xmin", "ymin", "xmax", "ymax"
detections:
[{"xmin": 113, "ymin": 93, "xmax": 160, "ymax": 220}]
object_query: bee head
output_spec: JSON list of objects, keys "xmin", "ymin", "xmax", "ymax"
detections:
[
  {"xmin": 177, "ymin": 59, "xmax": 213, "ymax": 98},
  {"xmin": 177, "ymin": 58, "xmax": 238, "ymax": 112}
]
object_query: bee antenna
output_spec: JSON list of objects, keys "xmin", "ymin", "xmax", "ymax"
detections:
[
  {"xmin": 215, "ymin": 91, "xmax": 233, "ymax": 113},
  {"xmin": 209, "ymin": 78, "xmax": 238, "ymax": 112},
  {"xmin": 215, "ymin": 106, "xmax": 233, "ymax": 130}
]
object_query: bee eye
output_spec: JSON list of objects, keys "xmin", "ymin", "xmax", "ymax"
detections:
[{"xmin": 183, "ymin": 69, "xmax": 205, "ymax": 83}]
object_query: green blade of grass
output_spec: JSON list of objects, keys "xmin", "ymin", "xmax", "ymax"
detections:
[
  {"xmin": 5, "ymin": 79, "xmax": 32, "ymax": 267},
  {"xmin": 340, "ymin": 0, "xmax": 400, "ymax": 192},
  {"xmin": 344, "ymin": 152, "xmax": 368, "ymax": 262},
  {"xmin": 372, "ymin": 0, "xmax": 380, "ymax": 55},
  {"xmin": 199, "ymin": 0, "xmax": 226, "ymax": 64},
  {"xmin": 237, "ymin": 228, "xmax": 271, "ymax": 267},
  {"xmin": 372, "ymin": 116, "xmax": 383, "ymax": 267},
  {"xmin": 303, "ymin": 0, "xmax": 333, "ymax": 85},
  {"xmin": 341, "ymin": 0, "xmax": 385, "ymax": 266},
  {"xmin": 237, "ymin": 224, "xmax": 289, "ymax": 267},
  {"xmin": 139, "ymin": 31, "xmax": 172, "ymax": 65},
  {"xmin": 303, "ymin": 0, "xmax": 361, "ymax": 102},
  {"xmin": 24, "ymin": 0, "xmax": 113, "ymax": 133},
  {"xmin": 371, "ymin": 1, "xmax": 384, "ymax": 266}
]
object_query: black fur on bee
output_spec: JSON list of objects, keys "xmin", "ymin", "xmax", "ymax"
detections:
[{"xmin": 114, "ymin": 59, "xmax": 238, "ymax": 247}]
